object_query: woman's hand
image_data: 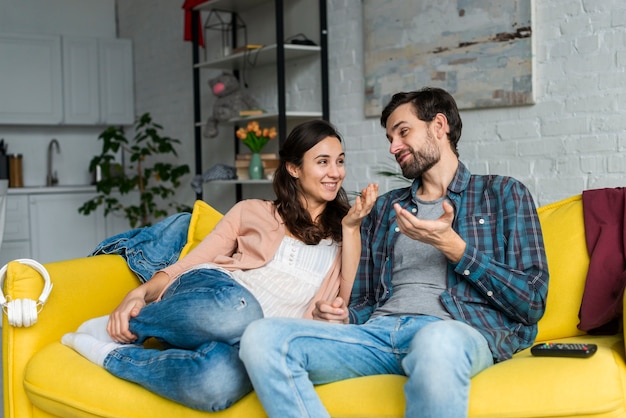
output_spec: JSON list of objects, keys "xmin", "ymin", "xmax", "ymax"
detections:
[
  {"xmin": 342, "ymin": 183, "xmax": 378, "ymax": 230},
  {"xmin": 107, "ymin": 287, "xmax": 146, "ymax": 343},
  {"xmin": 106, "ymin": 271, "xmax": 171, "ymax": 343},
  {"xmin": 312, "ymin": 297, "xmax": 349, "ymax": 323}
]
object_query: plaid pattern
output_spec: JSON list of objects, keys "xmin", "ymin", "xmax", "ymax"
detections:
[{"xmin": 349, "ymin": 162, "xmax": 549, "ymax": 362}]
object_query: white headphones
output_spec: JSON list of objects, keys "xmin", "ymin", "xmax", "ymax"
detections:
[{"xmin": 0, "ymin": 258, "xmax": 53, "ymax": 327}]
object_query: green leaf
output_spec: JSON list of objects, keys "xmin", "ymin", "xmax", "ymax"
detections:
[{"xmin": 79, "ymin": 112, "xmax": 191, "ymax": 228}]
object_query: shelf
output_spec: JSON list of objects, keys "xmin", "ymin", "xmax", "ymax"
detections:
[
  {"xmin": 195, "ymin": 44, "xmax": 320, "ymax": 70},
  {"xmin": 191, "ymin": 0, "xmax": 329, "ymax": 202},
  {"xmin": 194, "ymin": 111, "xmax": 323, "ymax": 127},
  {"xmin": 230, "ymin": 110, "xmax": 323, "ymax": 123},
  {"xmin": 195, "ymin": 0, "xmax": 269, "ymax": 12},
  {"xmin": 207, "ymin": 179, "xmax": 273, "ymax": 185}
]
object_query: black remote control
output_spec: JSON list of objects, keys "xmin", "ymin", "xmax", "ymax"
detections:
[{"xmin": 530, "ymin": 342, "xmax": 597, "ymax": 358}]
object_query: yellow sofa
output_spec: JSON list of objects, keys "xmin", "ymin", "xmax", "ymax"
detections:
[{"xmin": 3, "ymin": 195, "xmax": 626, "ymax": 418}]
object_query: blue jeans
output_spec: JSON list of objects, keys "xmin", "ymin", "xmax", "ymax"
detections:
[
  {"xmin": 103, "ymin": 268, "xmax": 264, "ymax": 412},
  {"xmin": 239, "ymin": 315, "xmax": 494, "ymax": 418},
  {"xmin": 91, "ymin": 212, "xmax": 191, "ymax": 283}
]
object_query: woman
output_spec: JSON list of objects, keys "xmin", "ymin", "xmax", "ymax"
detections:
[{"xmin": 62, "ymin": 119, "xmax": 378, "ymax": 412}]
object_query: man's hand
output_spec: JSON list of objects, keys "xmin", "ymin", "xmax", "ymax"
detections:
[
  {"xmin": 393, "ymin": 200, "xmax": 466, "ymax": 263},
  {"xmin": 312, "ymin": 297, "xmax": 349, "ymax": 323}
]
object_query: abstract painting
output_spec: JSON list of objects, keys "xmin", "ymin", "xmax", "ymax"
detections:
[{"xmin": 363, "ymin": 0, "xmax": 534, "ymax": 116}]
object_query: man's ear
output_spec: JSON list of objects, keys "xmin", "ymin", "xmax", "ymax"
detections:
[{"xmin": 432, "ymin": 113, "xmax": 450, "ymax": 140}]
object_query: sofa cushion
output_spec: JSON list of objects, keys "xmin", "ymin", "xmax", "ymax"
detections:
[
  {"xmin": 24, "ymin": 342, "xmax": 267, "ymax": 418},
  {"xmin": 24, "ymin": 335, "xmax": 626, "ymax": 418},
  {"xmin": 468, "ymin": 335, "xmax": 626, "ymax": 417},
  {"xmin": 535, "ymin": 194, "xmax": 589, "ymax": 342},
  {"xmin": 179, "ymin": 200, "xmax": 223, "ymax": 259}
]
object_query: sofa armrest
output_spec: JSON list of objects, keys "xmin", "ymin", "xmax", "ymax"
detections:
[{"xmin": 2, "ymin": 255, "xmax": 140, "ymax": 418}]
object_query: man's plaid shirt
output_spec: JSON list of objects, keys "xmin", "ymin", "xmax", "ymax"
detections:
[{"xmin": 348, "ymin": 162, "xmax": 549, "ymax": 362}]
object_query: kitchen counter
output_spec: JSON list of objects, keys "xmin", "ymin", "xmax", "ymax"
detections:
[{"xmin": 7, "ymin": 185, "xmax": 97, "ymax": 195}]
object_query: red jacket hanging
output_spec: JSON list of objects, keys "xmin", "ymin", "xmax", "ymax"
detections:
[
  {"xmin": 578, "ymin": 187, "xmax": 626, "ymax": 334},
  {"xmin": 182, "ymin": 0, "xmax": 206, "ymax": 47}
]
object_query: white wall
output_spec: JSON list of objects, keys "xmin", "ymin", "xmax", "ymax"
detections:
[
  {"xmin": 116, "ymin": 0, "xmax": 626, "ymax": 211},
  {"xmin": 114, "ymin": 0, "xmax": 210, "ymax": 209}
]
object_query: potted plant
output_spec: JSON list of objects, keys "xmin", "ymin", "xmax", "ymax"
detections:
[
  {"xmin": 235, "ymin": 120, "xmax": 277, "ymax": 179},
  {"xmin": 79, "ymin": 113, "xmax": 191, "ymax": 228}
]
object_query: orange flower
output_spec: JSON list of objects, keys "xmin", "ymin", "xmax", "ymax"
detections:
[{"xmin": 236, "ymin": 121, "xmax": 276, "ymax": 152}]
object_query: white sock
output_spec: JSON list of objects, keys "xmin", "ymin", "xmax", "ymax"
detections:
[
  {"xmin": 77, "ymin": 315, "xmax": 114, "ymax": 343},
  {"xmin": 61, "ymin": 332, "xmax": 122, "ymax": 367}
]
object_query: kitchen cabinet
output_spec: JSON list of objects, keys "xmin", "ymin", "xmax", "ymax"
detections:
[
  {"xmin": 97, "ymin": 38, "xmax": 135, "ymax": 125},
  {"xmin": 0, "ymin": 194, "xmax": 31, "ymax": 265},
  {"xmin": 190, "ymin": 0, "xmax": 329, "ymax": 201},
  {"xmin": 63, "ymin": 37, "xmax": 135, "ymax": 125},
  {"xmin": 0, "ymin": 189, "xmax": 132, "ymax": 266},
  {"xmin": 0, "ymin": 34, "xmax": 134, "ymax": 126},
  {"xmin": 28, "ymin": 193, "xmax": 106, "ymax": 263},
  {"xmin": 62, "ymin": 37, "xmax": 100, "ymax": 124},
  {"xmin": 0, "ymin": 34, "xmax": 63, "ymax": 124}
]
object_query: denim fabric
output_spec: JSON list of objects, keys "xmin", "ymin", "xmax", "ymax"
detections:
[
  {"xmin": 239, "ymin": 316, "xmax": 493, "ymax": 418},
  {"xmin": 103, "ymin": 267, "xmax": 264, "ymax": 412},
  {"xmin": 90, "ymin": 212, "xmax": 191, "ymax": 283}
]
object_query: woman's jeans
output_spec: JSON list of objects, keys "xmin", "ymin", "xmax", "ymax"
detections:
[
  {"xmin": 103, "ymin": 268, "xmax": 264, "ymax": 412},
  {"xmin": 239, "ymin": 315, "xmax": 494, "ymax": 418}
]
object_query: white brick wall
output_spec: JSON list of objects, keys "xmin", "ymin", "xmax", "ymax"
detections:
[
  {"xmin": 118, "ymin": 0, "xmax": 626, "ymax": 210},
  {"xmin": 329, "ymin": 0, "xmax": 626, "ymax": 206}
]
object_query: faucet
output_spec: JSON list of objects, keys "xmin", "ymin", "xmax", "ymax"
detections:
[{"xmin": 46, "ymin": 138, "xmax": 60, "ymax": 187}]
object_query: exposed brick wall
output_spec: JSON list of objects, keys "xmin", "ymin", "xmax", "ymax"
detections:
[{"xmin": 328, "ymin": 0, "xmax": 626, "ymax": 206}]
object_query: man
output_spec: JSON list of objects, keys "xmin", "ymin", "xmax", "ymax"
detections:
[{"xmin": 239, "ymin": 87, "xmax": 549, "ymax": 418}]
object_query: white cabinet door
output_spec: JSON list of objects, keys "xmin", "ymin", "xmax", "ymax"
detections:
[
  {"xmin": 62, "ymin": 37, "xmax": 100, "ymax": 124},
  {"xmin": 99, "ymin": 39, "xmax": 134, "ymax": 125},
  {"xmin": 28, "ymin": 193, "xmax": 106, "ymax": 263},
  {"xmin": 0, "ymin": 34, "xmax": 63, "ymax": 124},
  {"xmin": 63, "ymin": 37, "xmax": 135, "ymax": 125},
  {"xmin": 0, "ymin": 195, "xmax": 31, "ymax": 265}
]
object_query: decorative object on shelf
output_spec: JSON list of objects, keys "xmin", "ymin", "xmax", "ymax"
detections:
[
  {"xmin": 78, "ymin": 113, "xmax": 191, "ymax": 228},
  {"xmin": 234, "ymin": 153, "xmax": 279, "ymax": 180},
  {"xmin": 248, "ymin": 152, "xmax": 264, "ymax": 180},
  {"xmin": 190, "ymin": 163, "xmax": 237, "ymax": 194},
  {"xmin": 203, "ymin": 9, "xmax": 247, "ymax": 59},
  {"xmin": 204, "ymin": 72, "xmax": 263, "ymax": 138},
  {"xmin": 236, "ymin": 121, "xmax": 277, "ymax": 180},
  {"xmin": 236, "ymin": 120, "xmax": 277, "ymax": 153},
  {"xmin": 238, "ymin": 109, "xmax": 265, "ymax": 117}
]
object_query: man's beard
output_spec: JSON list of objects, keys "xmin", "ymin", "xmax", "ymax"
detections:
[{"xmin": 396, "ymin": 133, "xmax": 440, "ymax": 179}]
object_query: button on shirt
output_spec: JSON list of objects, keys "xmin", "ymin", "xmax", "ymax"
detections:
[{"xmin": 349, "ymin": 162, "xmax": 549, "ymax": 362}]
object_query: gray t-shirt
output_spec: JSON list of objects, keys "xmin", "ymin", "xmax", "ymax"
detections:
[{"xmin": 371, "ymin": 196, "xmax": 452, "ymax": 320}]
